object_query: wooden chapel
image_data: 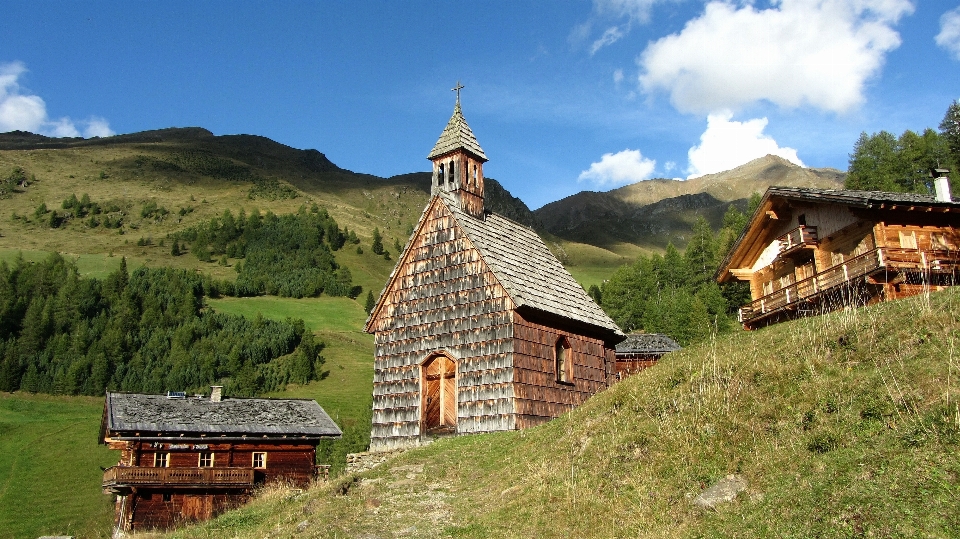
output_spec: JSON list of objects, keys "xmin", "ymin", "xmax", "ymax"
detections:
[{"xmin": 364, "ymin": 87, "xmax": 624, "ymax": 451}]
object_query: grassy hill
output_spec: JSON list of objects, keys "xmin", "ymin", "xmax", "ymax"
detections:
[{"xmin": 159, "ymin": 287, "xmax": 960, "ymax": 539}]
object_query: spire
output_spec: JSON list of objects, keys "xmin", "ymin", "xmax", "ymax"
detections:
[
  {"xmin": 427, "ymin": 84, "xmax": 487, "ymax": 162},
  {"xmin": 428, "ymin": 84, "xmax": 487, "ymax": 219}
]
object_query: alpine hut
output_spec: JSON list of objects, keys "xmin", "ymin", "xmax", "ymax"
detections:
[
  {"xmin": 99, "ymin": 389, "xmax": 341, "ymax": 533},
  {"xmin": 364, "ymin": 89, "xmax": 624, "ymax": 451},
  {"xmin": 717, "ymin": 183, "xmax": 960, "ymax": 329}
]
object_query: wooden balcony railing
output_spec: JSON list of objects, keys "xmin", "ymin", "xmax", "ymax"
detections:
[
  {"xmin": 740, "ymin": 247, "xmax": 960, "ymax": 324},
  {"xmin": 776, "ymin": 226, "xmax": 818, "ymax": 258},
  {"xmin": 102, "ymin": 466, "xmax": 255, "ymax": 491}
]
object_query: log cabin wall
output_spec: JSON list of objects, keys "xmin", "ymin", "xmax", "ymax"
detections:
[
  {"xmin": 369, "ymin": 198, "xmax": 517, "ymax": 451},
  {"xmin": 133, "ymin": 442, "xmax": 317, "ymax": 486},
  {"xmin": 121, "ymin": 490, "xmax": 243, "ymax": 531},
  {"xmin": 512, "ymin": 311, "xmax": 612, "ymax": 429}
]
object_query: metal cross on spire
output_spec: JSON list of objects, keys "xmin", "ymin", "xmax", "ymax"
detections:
[{"xmin": 452, "ymin": 81, "xmax": 464, "ymax": 104}]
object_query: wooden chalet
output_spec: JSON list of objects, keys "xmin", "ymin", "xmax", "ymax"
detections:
[
  {"xmin": 717, "ymin": 182, "xmax": 960, "ymax": 329},
  {"xmin": 99, "ymin": 388, "xmax": 341, "ymax": 533},
  {"xmin": 614, "ymin": 333, "xmax": 680, "ymax": 379},
  {"xmin": 364, "ymin": 92, "xmax": 624, "ymax": 451}
]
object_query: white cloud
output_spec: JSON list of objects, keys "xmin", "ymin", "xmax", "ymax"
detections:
[
  {"xmin": 936, "ymin": 6, "xmax": 960, "ymax": 61},
  {"xmin": 577, "ymin": 0, "xmax": 668, "ymax": 54},
  {"xmin": 578, "ymin": 148, "xmax": 657, "ymax": 186},
  {"xmin": 591, "ymin": 25, "xmax": 628, "ymax": 55},
  {"xmin": 613, "ymin": 69, "xmax": 625, "ymax": 84},
  {"xmin": 0, "ymin": 61, "xmax": 115, "ymax": 137},
  {"xmin": 638, "ymin": 0, "xmax": 914, "ymax": 114},
  {"xmin": 687, "ymin": 111, "xmax": 803, "ymax": 178}
]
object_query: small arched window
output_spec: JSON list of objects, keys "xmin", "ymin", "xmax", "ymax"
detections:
[
  {"xmin": 555, "ymin": 337, "xmax": 572, "ymax": 383},
  {"xmin": 437, "ymin": 164, "xmax": 444, "ymax": 188}
]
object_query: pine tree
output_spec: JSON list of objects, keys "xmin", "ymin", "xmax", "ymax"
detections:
[
  {"xmin": 364, "ymin": 290, "xmax": 376, "ymax": 314},
  {"xmin": 940, "ymin": 99, "xmax": 960, "ymax": 158},
  {"xmin": 371, "ymin": 227, "xmax": 384, "ymax": 255}
]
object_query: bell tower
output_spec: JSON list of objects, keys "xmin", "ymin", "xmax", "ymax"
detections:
[{"xmin": 427, "ymin": 82, "xmax": 488, "ymax": 219}]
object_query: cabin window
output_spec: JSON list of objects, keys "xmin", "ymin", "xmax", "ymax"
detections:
[
  {"xmin": 899, "ymin": 230, "xmax": 918, "ymax": 249},
  {"xmin": 252, "ymin": 452, "xmax": 267, "ymax": 469},
  {"xmin": 932, "ymin": 233, "xmax": 948, "ymax": 250},
  {"xmin": 830, "ymin": 251, "xmax": 845, "ymax": 266},
  {"xmin": 198, "ymin": 452, "xmax": 214, "ymax": 467},
  {"xmin": 162, "ymin": 493, "xmax": 172, "ymax": 502},
  {"xmin": 473, "ymin": 164, "xmax": 478, "ymax": 187},
  {"xmin": 154, "ymin": 452, "xmax": 169, "ymax": 468},
  {"xmin": 437, "ymin": 164, "xmax": 444, "ymax": 188},
  {"xmin": 798, "ymin": 214, "xmax": 806, "ymax": 226},
  {"xmin": 555, "ymin": 338, "xmax": 572, "ymax": 383}
]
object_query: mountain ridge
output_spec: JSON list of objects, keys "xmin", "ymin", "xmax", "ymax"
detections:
[{"xmin": 535, "ymin": 154, "xmax": 845, "ymax": 252}]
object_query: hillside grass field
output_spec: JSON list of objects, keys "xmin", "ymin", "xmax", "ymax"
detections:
[
  {"xmin": 157, "ymin": 287, "xmax": 960, "ymax": 539},
  {"xmin": 0, "ymin": 393, "xmax": 117, "ymax": 539}
]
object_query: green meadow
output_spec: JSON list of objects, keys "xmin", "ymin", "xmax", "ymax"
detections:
[{"xmin": 0, "ymin": 393, "xmax": 117, "ymax": 539}]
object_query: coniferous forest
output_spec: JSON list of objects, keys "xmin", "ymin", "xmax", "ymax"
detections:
[{"xmin": 0, "ymin": 253, "xmax": 326, "ymax": 398}]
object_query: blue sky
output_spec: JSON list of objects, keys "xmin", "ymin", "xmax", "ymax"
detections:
[{"xmin": 2, "ymin": 1, "xmax": 959, "ymax": 209}]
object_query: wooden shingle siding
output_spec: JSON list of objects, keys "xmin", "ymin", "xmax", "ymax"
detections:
[
  {"xmin": 511, "ymin": 311, "xmax": 609, "ymax": 426},
  {"xmin": 367, "ymin": 100, "xmax": 623, "ymax": 451},
  {"xmin": 369, "ymin": 198, "xmax": 518, "ymax": 451}
]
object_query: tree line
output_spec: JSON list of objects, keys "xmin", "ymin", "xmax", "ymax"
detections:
[
  {"xmin": 597, "ymin": 199, "xmax": 757, "ymax": 346},
  {"xmin": 173, "ymin": 204, "xmax": 362, "ymax": 299},
  {"xmin": 847, "ymin": 101, "xmax": 960, "ymax": 194},
  {"xmin": 0, "ymin": 253, "xmax": 324, "ymax": 397}
]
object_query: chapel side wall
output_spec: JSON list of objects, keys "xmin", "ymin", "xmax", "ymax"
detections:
[
  {"xmin": 369, "ymin": 200, "xmax": 516, "ymax": 451},
  {"xmin": 512, "ymin": 311, "xmax": 611, "ymax": 429}
]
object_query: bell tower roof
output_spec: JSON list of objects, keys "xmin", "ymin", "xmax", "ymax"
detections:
[{"xmin": 427, "ymin": 84, "xmax": 487, "ymax": 162}]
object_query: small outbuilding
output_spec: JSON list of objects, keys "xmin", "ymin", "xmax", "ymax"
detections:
[
  {"xmin": 99, "ymin": 389, "xmax": 341, "ymax": 533},
  {"xmin": 614, "ymin": 333, "xmax": 681, "ymax": 379},
  {"xmin": 364, "ymin": 91, "xmax": 624, "ymax": 451}
]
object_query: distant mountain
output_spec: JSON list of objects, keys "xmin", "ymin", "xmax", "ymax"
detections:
[{"xmin": 535, "ymin": 155, "xmax": 845, "ymax": 252}]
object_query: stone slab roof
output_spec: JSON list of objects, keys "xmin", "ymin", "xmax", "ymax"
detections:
[
  {"xmin": 767, "ymin": 186, "xmax": 960, "ymax": 208},
  {"xmin": 615, "ymin": 333, "xmax": 681, "ymax": 355},
  {"xmin": 102, "ymin": 392, "xmax": 342, "ymax": 438},
  {"xmin": 445, "ymin": 195, "xmax": 622, "ymax": 337},
  {"xmin": 427, "ymin": 101, "xmax": 487, "ymax": 161}
]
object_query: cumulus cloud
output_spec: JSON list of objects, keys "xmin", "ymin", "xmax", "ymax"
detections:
[
  {"xmin": 639, "ymin": 0, "xmax": 914, "ymax": 114},
  {"xmin": 578, "ymin": 148, "xmax": 657, "ymax": 186},
  {"xmin": 0, "ymin": 61, "xmax": 114, "ymax": 138},
  {"xmin": 686, "ymin": 111, "xmax": 803, "ymax": 178},
  {"xmin": 937, "ymin": 6, "xmax": 960, "ymax": 60}
]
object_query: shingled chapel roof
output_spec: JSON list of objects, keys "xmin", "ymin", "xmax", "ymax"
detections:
[
  {"xmin": 100, "ymin": 392, "xmax": 342, "ymax": 439},
  {"xmin": 427, "ymin": 100, "xmax": 488, "ymax": 161},
  {"xmin": 444, "ymin": 194, "xmax": 621, "ymax": 336}
]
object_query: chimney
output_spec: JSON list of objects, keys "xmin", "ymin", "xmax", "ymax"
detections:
[
  {"xmin": 210, "ymin": 386, "xmax": 223, "ymax": 403},
  {"xmin": 933, "ymin": 169, "xmax": 951, "ymax": 202}
]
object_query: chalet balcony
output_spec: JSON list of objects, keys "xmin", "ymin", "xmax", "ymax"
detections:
[
  {"xmin": 776, "ymin": 225, "xmax": 818, "ymax": 260},
  {"xmin": 102, "ymin": 466, "xmax": 255, "ymax": 493},
  {"xmin": 740, "ymin": 247, "xmax": 960, "ymax": 326}
]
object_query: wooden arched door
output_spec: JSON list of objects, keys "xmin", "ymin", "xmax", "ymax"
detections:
[{"xmin": 421, "ymin": 354, "xmax": 457, "ymax": 434}]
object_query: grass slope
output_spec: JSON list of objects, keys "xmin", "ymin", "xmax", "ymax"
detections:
[
  {"xmin": 0, "ymin": 393, "xmax": 116, "ymax": 539},
  {"xmin": 162, "ymin": 288, "xmax": 960, "ymax": 539}
]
